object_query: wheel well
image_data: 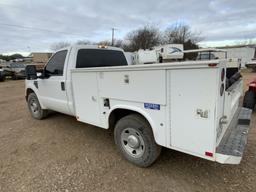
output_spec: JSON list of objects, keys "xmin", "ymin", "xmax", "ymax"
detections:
[
  {"xmin": 26, "ymin": 88, "xmax": 35, "ymax": 101},
  {"xmin": 108, "ymin": 108, "xmax": 150, "ymax": 130}
]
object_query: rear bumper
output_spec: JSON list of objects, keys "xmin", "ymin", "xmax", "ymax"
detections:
[{"xmin": 216, "ymin": 107, "xmax": 252, "ymax": 164}]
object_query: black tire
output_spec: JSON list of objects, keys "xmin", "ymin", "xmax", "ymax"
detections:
[
  {"xmin": 114, "ymin": 114, "xmax": 161, "ymax": 167},
  {"xmin": 0, "ymin": 72, "xmax": 5, "ymax": 82},
  {"xmin": 0, "ymin": 76, "xmax": 4, "ymax": 82},
  {"xmin": 243, "ymin": 90, "xmax": 256, "ymax": 110},
  {"xmin": 27, "ymin": 93, "xmax": 48, "ymax": 120}
]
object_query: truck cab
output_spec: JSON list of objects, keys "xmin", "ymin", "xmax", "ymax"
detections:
[{"xmin": 26, "ymin": 45, "xmax": 128, "ymax": 116}]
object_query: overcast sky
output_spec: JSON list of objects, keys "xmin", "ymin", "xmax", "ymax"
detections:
[{"xmin": 0, "ymin": 0, "xmax": 255, "ymax": 55}]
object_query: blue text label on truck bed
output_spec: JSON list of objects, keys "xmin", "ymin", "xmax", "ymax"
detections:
[{"xmin": 144, "ymin": 103, "xmax": 160, "ymax": 110}]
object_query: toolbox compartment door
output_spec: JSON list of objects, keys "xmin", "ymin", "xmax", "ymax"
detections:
[
  {"xmin": 168, "ymin": 68, "xmax": 217, "ymax": 157},
  {"xmin": 72, "ymin": 72, "xmax": 102, "ymax": 127}
]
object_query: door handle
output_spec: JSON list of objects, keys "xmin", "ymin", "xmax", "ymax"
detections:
[{"xmin": 61, "ymin": 82, "xmax": 65, "ymax": 91}]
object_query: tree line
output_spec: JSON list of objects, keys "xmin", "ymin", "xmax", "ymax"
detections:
[
  {"xmin": 0, "ymin": 54, "xmax": 24, "ymax": 61},
  {"xmin": 51, "ymin": 23, "xmax": 203, "ymax": 52}
]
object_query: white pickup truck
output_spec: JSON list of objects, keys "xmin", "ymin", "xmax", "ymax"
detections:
[{"xmin": 25, "ymin": 45, "xmax": 252, "ymax": 167}]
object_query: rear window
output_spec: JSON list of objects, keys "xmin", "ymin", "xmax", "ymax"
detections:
[
  {"xmin": 198, "ymin": 53, "xmax": 216, "ymax": 60},
  {"xmin": 76, "ymin": 49, "xmax": 128, "ymax": 68}
]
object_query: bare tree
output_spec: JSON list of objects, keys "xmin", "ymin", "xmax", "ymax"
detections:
[
  {"xmin": 164, "ymin": 23, "xmax": 203, "ymax": 45},
  {"xmin": 50, "ymin": 42, "xmax": 70, "ymax": 51},
  {"xmin": 49, "ymin": 23, "xmax": 202, "ymax": 56},
  {"xmin": 124, "ymin": 26, "xmax": 161, "ymax": 51},
  {"xmin": 113, "ymin": 39, "xmax": 125, "ymax": 48},
  {"xmin": 163, "ymin": 23, "xmax": 203, "ymax": 59},
  {"xmin": 97, "ymin": 40, "xmax": 112, "ymax": 46}
]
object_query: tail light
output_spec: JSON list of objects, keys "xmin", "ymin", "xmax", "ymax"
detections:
[
  {"xmin": 208, "ymin": 63, "xmax": 217, "ymax": 67},
  {"xmin": 205, "ymin": 151, "xmax": 213, "ymax": 157}
]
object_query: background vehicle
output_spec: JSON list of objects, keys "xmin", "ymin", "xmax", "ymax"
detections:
[
  {"xmin": 25, "ymin": 45, "xmax": 251, "ymax": 167},
  {"xmin": 0, "ymin": 67, "xmax": 5, "ymax": 82},
  {"xmin": 154, "ymin": 44, "xmax": 184, "ymax": 61},
  {"xmin": 184, "ymin": 48, "xmax": 241, "ymax": 79},
  {"xmin": 243, "ymin": 79, "xmax": 256, "ymax": 110},
  {"xmin": 245, "ymin": 59, "xmax": 256, "ymax": 71},
  {"xmin": 133, "ymin": 49, "xmax": 158, "ymax": 64},
  {"xmin": 127, "ymin": 44, "xmax": 184, "ymax": 65},
  {"xmin": 4, "ymin": 63, "xmax": 26, "ymax": 80}
]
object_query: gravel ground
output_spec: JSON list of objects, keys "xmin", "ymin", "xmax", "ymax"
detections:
[{"xmin": 0, "ymin": 70, "xmax": 255, "ymax": 192}]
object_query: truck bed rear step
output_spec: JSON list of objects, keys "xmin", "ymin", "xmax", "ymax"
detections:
[{"xmin": 216, "ymin": 107, "xmax": 252, "ymax": 164}]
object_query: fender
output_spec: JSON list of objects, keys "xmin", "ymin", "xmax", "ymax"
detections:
[
  {"xmin": 25, "ymin": 80, "xmax": 47, "ymax": 109},
  {"xmin": 108, "ymin": 104, "xmax": 161, "ymax": 145}
]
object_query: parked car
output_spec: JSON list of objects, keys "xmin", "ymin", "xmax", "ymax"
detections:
[{"xmin": 4, "ymin": 63, "xmax": 26, "ymax": 80}]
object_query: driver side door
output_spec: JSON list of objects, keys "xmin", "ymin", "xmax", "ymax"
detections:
[{"xmin": 37, "ymin": 50, "xmax": 70, "ymax": 115}]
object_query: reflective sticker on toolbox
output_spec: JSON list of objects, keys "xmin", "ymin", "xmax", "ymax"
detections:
[{"xmin": 144, "ymin": 103, "xmax": 160, "ymax": 110}]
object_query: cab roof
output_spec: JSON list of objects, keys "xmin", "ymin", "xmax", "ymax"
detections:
[{"xmin": 56, "ymin": 44, "xmax": 124, "ymax": 52}]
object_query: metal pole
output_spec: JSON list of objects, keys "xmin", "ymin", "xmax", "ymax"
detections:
[
  {"xmin": 111, "ymin": 28, "xmax": 117, "ymax": 46},
  {"xmin": 112, "ymin": 28, "xmax": 115, "ymax": 46}
]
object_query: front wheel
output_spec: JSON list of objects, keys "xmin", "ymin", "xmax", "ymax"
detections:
[
  {"xmin": 27, "ymin": 93, "xmax": 48, "ymax": 120},
  {"xmin": 114, "ymin": 114, "xmax": 161, "ymax": 167}
]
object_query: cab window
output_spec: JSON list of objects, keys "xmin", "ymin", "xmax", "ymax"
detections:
[
  {"xmin": 76, "ymin": 49, "xmax": 127, "ymax": 68},
  {"xmin": 45, "ymin": 50, "xmax": 67, "ymax": 76}
]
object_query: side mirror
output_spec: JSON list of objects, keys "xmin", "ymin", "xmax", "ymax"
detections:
[
  {"xmin": 38, "ymin": 68, "xmax": 49, "ymax": 79},
  {"xmin": 37, "ymin": 72, "xmax": 42, "ymax": 77},
  {"xmin": 25, "ymin": 65, "xmax": 37, "ymax": 80}
]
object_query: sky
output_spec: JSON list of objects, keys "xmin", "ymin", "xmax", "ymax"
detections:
[{"xmin": 0, "ymin": 0, "xmax": 256, "ymax": 56}]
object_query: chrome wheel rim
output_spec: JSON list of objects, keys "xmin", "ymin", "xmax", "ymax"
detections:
[{"xmin": 121, "ymin": 128, "xmax": 145, "ymax": 158}]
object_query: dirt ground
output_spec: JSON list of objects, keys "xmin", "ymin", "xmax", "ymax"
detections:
[{"xmin": 0, "ymin": 70, "xmax": 255, "ymax": 192}]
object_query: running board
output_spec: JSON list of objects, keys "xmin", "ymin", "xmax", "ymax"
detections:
[{"xmin": 216, "ymin": 107, "xmax": 252, "ymax": 164}]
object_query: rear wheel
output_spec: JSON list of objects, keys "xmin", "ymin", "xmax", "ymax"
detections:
[
  {"xmin": 114, "ymin": 114, "xmax": 161, "ymax": 167},
  {"xmin": 243, "ymin": 90, "xmax": 256, "ymax": 110},
  {"xmin": 27, "ymin": 93, "xmax": 48, "ymax": 119}
]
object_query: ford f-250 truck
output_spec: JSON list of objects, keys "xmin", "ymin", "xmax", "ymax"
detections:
[{"xmin": 25, "ymin": 45, "xmax": 252, "ymax": 167}]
